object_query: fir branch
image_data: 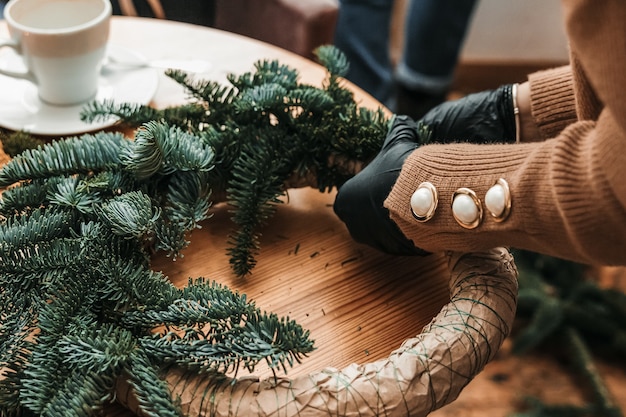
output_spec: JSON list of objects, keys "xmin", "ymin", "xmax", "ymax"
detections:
[
  {"xmin": 0, "ymin": 309, "xmax": 34, "ymax": 411},
  {"xmin": 314, "ymin": 45, "xmax": 350, "ymax": 78},
  {"xmin": 80, "ymin": 46, "xmax": 390, "ymax": 275},
  {"xmin": 58, "ymin": 325, "xmax": 135, "ymax": 375},
  {"xmin": 120, "ymin": 122, "xmax": 168, "ymax": 180},
  {"xmin": 23, "ymin": 324, "xmax": 135, "ymax": 417},
  {"xmin": 127, "ymin": 349, "xmax": 183, "ymax": 417},
  {"xmin": 0, "ymin": 208, "xmax": 75, "ymax": 252},
  {"xmin": 152, "ymin": 220, "xmax": 190, "ymax": 259},
  {"xmin": 286, "ymin": 86, "xmax": 335, "ymax": 110},
  {"xmin": 141, "ymin": 336, "xmax": 243, "ymax": 375},
  {"xmin": 80, "ymin": 99, "xmax": 210, "ymax": 131},
  {"xmin": 512, "ymin": 295, "xmax": 564, "ymax": 354},
  {"xmin": 178, "ymin": 278, "xmax": 253, "ymax": 320},
  {"xmin": 513, "ymin": 251, "xmax": 626, "ymax": 417},
  {"xmin": 80, "ymin": 99, "xmax": 160, "ymax": 125},
  {"xmin": 226, "ymin": 135, "xmax": 288, "ymax": 276},
  {"xmin": 167, "ymin": 70, "xmax": 237, "ymax": 105},
  {"xmin": 96, "ymin": 255, "xmax": 175, "ymax": 312},
  {"xmin": 0, "ymin": 171, "xmax": 143, "ymax": 217},
  {"xmin": 565, "ymin": 327, "xmax": 623, "ymax": 417},
  {"xmin": 235, "ymin": 83, "xmax": 289, "ymax": 113},
  {"xmin": 0, "ymin": 132, "xmax": 128, "ymax": 187},
  {"xmin": 156, "ymin": 126, "xmax": 214, "ymax": 174},
  {"xmin": 140, "ymin": 311, "xmax": 314, "ymax": 375},
  {"xmin": 120, "ymin": 279, "xmax": 253, "ymax": 331},
  {"xmin": 47, "ymin": 176, "xmax": 103, "ymax": 214},
  {"xmin": 244, "ymin": 312, "xmax": 314, "ymax": 374},
  {"xmin": 227, "ymin": 60, "xmax": 299, "ymax": 92},
  {"xmin": 35, "ymin": 369, "xmax": 114, "ymax": 417},
  {"xmin": 514, "ymin": 250, "xmax": 626, "ymax": 358},
  {"xmin": 164, "ymin": 171, "xmax": 212, "ymax": 231},
  {"xmin": 19, "ymin": 275, "xmax": 98, "ymax": 414},
  {"xmin": 96, "ymin": 191, "xmax": 161, "ymax": 241},
  {"xmin": 35, "ymin": 277, "xmax": 99, "ymax": 344},
  {"xmin": 120, "ymin": 279, "xmax": 313, "ymax": 375},
  {"xmin": 0, "ymin": 178, "xmax": 51, "ymax": 215},
  {"xmin": 0, "ymin": 309, "xmax": 34, "ymax": 366},
  {"xmin": 0, "ymin": 238, "xmax": 88, "ymax": 280},
  {"xmin": 18, "ymin": 342, "xmax": 71, "ymax": 415},
  {"xmin": 121, "ymin": 121, "xmax": 214, "ymax": 180}
]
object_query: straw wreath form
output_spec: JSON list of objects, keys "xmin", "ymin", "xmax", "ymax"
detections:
[{"xmin": 116, "ymin": 247, "xmax": 518, "ymax": 416}]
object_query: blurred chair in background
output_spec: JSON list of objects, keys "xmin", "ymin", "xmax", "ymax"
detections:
[
  {"xmin": 214, "ymin": 0, "xmax": 338, "ymax": 60},
  {"xmin": 111, "ymin": 0, "xmax": 338, "ymax": 60},
  {"xmin": 112, "ymin": 0, "xmax": 216, "ymax": 27}
]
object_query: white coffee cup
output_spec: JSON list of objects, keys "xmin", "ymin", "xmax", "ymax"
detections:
[{"xmin": 0, "ymin": 0, "xmax": 112, "ymax": 106}]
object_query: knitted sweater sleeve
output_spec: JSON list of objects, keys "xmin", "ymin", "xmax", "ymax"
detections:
[
  {"xmin": 527, "ymin": 65, "xmax": 577, "ymax": 140},
  {"xmin": 383, "ymin": 1, "xmax": 626, "ymax": 266}
]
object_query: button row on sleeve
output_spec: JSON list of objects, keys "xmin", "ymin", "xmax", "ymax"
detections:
[{"xmin": 410, "ymin": 178, "xmax": 511, "ymax": 229}]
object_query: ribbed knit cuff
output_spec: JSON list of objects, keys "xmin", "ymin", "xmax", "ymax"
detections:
[{"xmin": 527, "ymin": 66, "xmax": 577, "ymax": 139}]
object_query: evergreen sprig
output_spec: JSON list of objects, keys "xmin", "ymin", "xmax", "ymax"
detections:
[
  {"xmin": 79, "ymin": 46, "xmax": 390, "ymax": 276},
  {"xmin": 2, "ymin": 47, "xmax": 389, "ymax": 415},
  {"xmin": 0, "ymin": 208, "xmax": 74, "ymax": 249},
  {"xmin": 0, "ymin": 208, "xmax": 315, "ymax": 416},
  {"xmin": 0, "ymin": 132, "xmax": 127, "ymax": 187},
  {"xmin": 2, "ymin": 65, "xmax": 355, "ymax": 414}
]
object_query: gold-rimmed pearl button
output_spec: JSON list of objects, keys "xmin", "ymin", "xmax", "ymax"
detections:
[
  {"xmin": 485, "ymin": 178, "xmax": 511, "ymax": 222},
  {"xmin": 451, "ymin": 188, "xmax": 483, "ymax": 229},
  {"xmin": 410, "ymin": 182, "xmax": 438, "ymax": 222}
]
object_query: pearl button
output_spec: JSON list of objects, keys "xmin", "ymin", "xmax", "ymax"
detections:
[
  {"xmin": 485, "ymin": 185, "xmax": 505, "ymax": 216},
  {"xmin": 452, "ymin": 194, "xmax": 478, "ymax": 223},
  {"xmin": 411, "ymin": 188, "xmax": 432, "ymax": 216},
  {"xmin": 451, "ymin": 188, "xmax": 483, "ymax": 229},
  {"xmin": 485, "ymin": 179, "xmax": 511, "ymax": 222},
  {"xmin": 410, "ymin": 182, "xmax": 438, "ymax": 222}
]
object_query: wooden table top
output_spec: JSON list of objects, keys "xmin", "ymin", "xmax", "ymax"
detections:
[
  {"xmin": 87, "ymin": 16, "xmax": 451, "ymax": 378},
  {"xmin": 0, "ymin": 12, "xmax": 450, "ymax": 378}
]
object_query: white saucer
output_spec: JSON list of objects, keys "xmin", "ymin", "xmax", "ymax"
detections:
[{"xmin": 0, "ymin": 45, "xmax": 159, "ymax": 136}]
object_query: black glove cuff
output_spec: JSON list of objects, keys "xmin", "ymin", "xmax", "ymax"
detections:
[{"xmin": 496, "ymin": 84, "xmax": 518, "ymax": 143}]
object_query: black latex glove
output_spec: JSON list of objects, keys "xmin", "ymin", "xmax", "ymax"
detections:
[
  {"xmin": 333, "ymin": 85, "xmax": 518, "ymax": 256},
  {"xmin": 421, "ymin": 84, "xmax": 518, "ymax": 144},
  {"xmin": 334, "ymin": 115, "xmax": 428, "ymax": 256}
]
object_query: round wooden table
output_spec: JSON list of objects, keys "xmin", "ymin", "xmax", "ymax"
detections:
[
  {"xmin": 104, "ymin": 14, "xmax": 451, "ymax": 371},
  {"xmin": 1, "ymin": 16, "xmax": 452, "ymax": 415}
]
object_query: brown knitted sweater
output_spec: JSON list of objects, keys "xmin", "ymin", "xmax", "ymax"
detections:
[{"xmin": 384, "ymin": 0, "xmax": 626, "ymax": 266}]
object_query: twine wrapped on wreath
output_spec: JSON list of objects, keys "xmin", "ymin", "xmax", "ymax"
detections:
[{"xmin": 117, "ymin": 247, "xmax": 518, "ymax": 416}]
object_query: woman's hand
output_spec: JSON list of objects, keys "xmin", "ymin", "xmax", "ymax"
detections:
[
  {"xmin": 419, "ymin": 84, "xmax": 519, "ymax": 143},
  {"xmin": 334, "ymin": 85, "xmax": 520, "ymax": 255},
  {"xmin": 333, "ymin": 115, "xmax": 428, "ymax": 255}
]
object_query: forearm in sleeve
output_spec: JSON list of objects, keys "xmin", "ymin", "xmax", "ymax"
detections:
[{"xmin": 384, "ymin": 111, "xmax": 626, "ymax": 266}]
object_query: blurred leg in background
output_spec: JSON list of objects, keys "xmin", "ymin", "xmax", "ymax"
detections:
[
  {"xmin": 334, "ymin": 0, "xmax": 395, "ymax": 108},
  {"xmin": 334, "ymin": 0, "xmax": 478, "ymax": 119}
]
